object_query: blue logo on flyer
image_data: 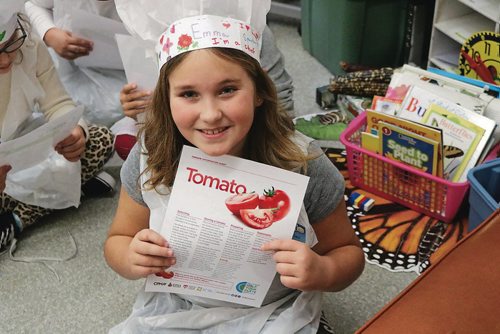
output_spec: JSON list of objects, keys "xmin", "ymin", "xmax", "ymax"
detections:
[{"xmin": 235, "ymin": 281, "xmax": 257, "ymax": 295}]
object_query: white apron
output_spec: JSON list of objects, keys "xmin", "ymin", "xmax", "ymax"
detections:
[
  {"xmin": 50, "ymin": 0, "xmax": 126, "ymax": 128},
  {"xmin": 2, "ymin": 44, "xmax": 80, "ymax": 210},
  {"xmin": 109, "ymin": 139, "xmax": 323, "ymax": 333}
]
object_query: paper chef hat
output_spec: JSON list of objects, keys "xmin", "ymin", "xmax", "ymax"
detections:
[
  {"xmin": 0, "ymin": 0, "xmax": 24, "ymax": 44},
  {"xmin": 115, "ymin": 0, "xmax": 270, "ymax": 70}
]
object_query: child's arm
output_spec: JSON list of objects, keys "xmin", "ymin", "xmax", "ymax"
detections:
[
  {"xmin": 262, "ymin": 200, "xmax": 364, "ymax": 292},
  {"xmin": 104, "ymin": 186, "xmax": 176, "ymax": 280}
]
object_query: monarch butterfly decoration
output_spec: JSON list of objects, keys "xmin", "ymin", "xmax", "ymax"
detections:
[{"xmin": 325, "ymin": 148, "xmax": 467, "ymax": 274}]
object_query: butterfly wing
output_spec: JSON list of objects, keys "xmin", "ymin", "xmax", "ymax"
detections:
[{"xmin": 326, "ymin": 147, "xmax": 466, "ymax": 274}]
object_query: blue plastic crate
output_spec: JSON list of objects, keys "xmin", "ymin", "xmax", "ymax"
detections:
[{"xmin": 467, "ymin": 158, "xmax": 500, "ymax": 231}]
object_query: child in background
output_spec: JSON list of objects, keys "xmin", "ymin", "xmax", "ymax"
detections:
[
  {"xmin": 114, "ymin": 0, "xmax": 294, "ymax": 161},
  {"xmin": 104, "ymin": 1, "xmax": 364, "ymax": 332},
  {"xmin": 25, "ymin": 0, "xmax": 127, "ymax": 128},
  {"xmin": 0, "ymin": 2, "xmax": 114, "ymax": 252}
]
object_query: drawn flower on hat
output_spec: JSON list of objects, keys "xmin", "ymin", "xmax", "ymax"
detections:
[
  {"xmin": 163, "ymin": 37, "xmax": 173, "ymax": 54},
  {"xmin": 177, "ymin": 34, "xmax": 198, "ymax": 52},
  {"xmin": 170, "ymin": 24, "xmax": 176, "ymax": 33},
  {"xmin": 222, "ymin": 23, "xmax": 231, "ymax": 29},
  {"xmin": 0, "ymin": 30, "xmax": 5, "ymax": 42},
  {"xmin": 178, "ymin": 34, "xmax": 193, "ymax": 49}
]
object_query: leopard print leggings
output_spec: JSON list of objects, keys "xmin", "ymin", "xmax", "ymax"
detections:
[{"xmin": 0, "ymin": 125, "xmax": 113, "ymax": 229}]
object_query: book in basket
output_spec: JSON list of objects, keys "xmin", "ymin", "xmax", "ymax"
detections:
[
  {"xmin": 422, "ymin": 104, "xmax": 486, "ymax": 182},
  {"xmin": 397, "ymin": 85, "xmax": 497, "ymax": 169},
  {"xmin": 363, "ymin": 110, "xmax": 443, "ymax": 176},
  {"xmin": 378, "ymin": 121, "xmax": 441, "ymax": 176}
]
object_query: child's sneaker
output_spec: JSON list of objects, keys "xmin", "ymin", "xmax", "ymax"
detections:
[
  {"xmin": 81, "ymin": 171, "xmax": 116, "ymax": 197},
  {"xmin": 0, "ymin": 212, "xmax": 20, "ymax": 252}
]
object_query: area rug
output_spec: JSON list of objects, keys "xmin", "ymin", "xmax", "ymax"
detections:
[{"xmin": 325, "ymin": 147, "xmax": 468, "ymax": 274}]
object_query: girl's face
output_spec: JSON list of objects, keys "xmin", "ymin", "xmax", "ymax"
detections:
[
  {"xmin": 0, "ymin": 31, "xmax": 21, "ymax": 74},
  {"xmin": 169, "ymin": 49, "xmax": 261, "ymax": 157},
  {"xmin": 0, "ymin": 47, "xmax": 17, "ymax": 74}
]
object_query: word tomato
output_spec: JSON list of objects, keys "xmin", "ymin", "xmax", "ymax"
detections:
[
  {"xmin": 259, "ymin": 187, "xmax": 290, "ymax": 222},
  {"xmin": 225, "ymin": 193, "xmax": 259, "ymax": 215}
]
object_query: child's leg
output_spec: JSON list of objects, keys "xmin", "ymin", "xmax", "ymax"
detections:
[
  {"xmin": 0, "ymin": 125, "xmax": 114, "ymax": 248},
  {"xmin": 80, "ymin": 125, "xmax": 114, "ymax": 183},
  {"xmin": 1, "ymin": 193, "xmax": 51, "ymax": 230}
]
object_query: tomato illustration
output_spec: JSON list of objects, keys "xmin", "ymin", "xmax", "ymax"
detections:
[
  {"xmin": 155, "ymin": 271, "xmax": 174, "ymax": 279},
  {"xmin": 225, "ymin": 193, "xmax": 259, "ymax": 215},
  {"xmin": 259, "ymin": 187, "xmax": 291, "ymax": 222},
  {"xmin": 239, "ymin": 208, "xmax": 274, "ymax": 229}
]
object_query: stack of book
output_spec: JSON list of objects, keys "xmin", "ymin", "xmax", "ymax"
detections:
[{"xmin": 361, "ymin": 67, "xmax": 497, "ymax": 183}]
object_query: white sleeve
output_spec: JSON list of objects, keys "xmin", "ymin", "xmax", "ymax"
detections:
[{"xmin": 25, "ymin": 0, "xmax": 56, "ymax": 40}]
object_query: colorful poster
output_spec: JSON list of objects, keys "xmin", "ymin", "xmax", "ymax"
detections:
[{"xmin": 145, "ymin": 146, "xmax": 310, "ymax": 307}]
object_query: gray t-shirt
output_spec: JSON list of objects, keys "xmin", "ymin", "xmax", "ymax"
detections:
[{"xmin": 121, "ymin": 141, "xmax": 345, "ymax": 224}]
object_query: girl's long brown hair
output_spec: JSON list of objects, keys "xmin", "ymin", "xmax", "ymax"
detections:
[{"xmin": 139, "ymin": 48, "xmax": 309, "ymax": 190}]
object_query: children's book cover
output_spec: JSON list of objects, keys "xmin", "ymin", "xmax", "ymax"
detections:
[
  {"xmin": 387, "ymin": 68, "xmax": 488, "ymax": 113},
  {"xmin": 422, "ymin": 104, "xmax": 485, "ymax": 182},
  {"xmin": 366, "ymin": 109, "xmax": 443, "ymax": 142},
  {"xmin": 379, "ymin": 121, "xmax": 440, "ymax": 176},
  {"xmin": 365, "ymin": 110, "xmax": 443, "ymax": 176},
  {"xmin": 397, "ymin": 85, "xmax": 496, "ymax": 167},
  {"xmin": 371, "ymin": 96, "xmax": 402, "ymax": 115},
  {"xmin": 361, "ymin": 132, "xmax": 379, "ymax": 153}
]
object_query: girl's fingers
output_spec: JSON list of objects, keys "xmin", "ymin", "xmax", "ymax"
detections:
[
  {"xmin": 275, "ymin": 262, "xmax": 297, "ymax": 277},
  {"xmin": 123, "ymin": 100, "xmax": 148, "ymax": 111},
  {"xmin": 136, "ymin": 229, "xmax": 169, "ymax": 247},
  {"xmin": 272, "ymin": 250, "xmax": 298, "ymax": 264},
  {"xmin": 261, "ymin": 239, "xmax": 301, "ymax": 252},
  {"xmin": 279, "ymin": 275, "xmax": 302, "ymax": 290},
  {"xmin": 131, "ymin": 253, "xmax": 176, "ymax": 268}
]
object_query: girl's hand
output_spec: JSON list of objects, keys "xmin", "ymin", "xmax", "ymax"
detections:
[
  {"xmin": 55, "ymin": 126, "xmax": 86, "ymax": 162},
  {"xmin": 0, "ymin": 165, "xmax": 12, "ymax": 193},
  {"xmin": 44, "ymin": 28, "xmax": 93, "ymax": 60},
  {"xmin": 127, "ymin": 229, "xmax": 176, "ymax": 278},
  {"xmin": 261, "ymin": 239, "xmax": 324, "ymax": 291},
  {"xmin": 120, "ymin": 83, "xmax": 152, "ymax": 119}
]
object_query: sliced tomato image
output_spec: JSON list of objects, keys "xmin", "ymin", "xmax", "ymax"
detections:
[
  {"xmin": 259, "ymin": 187, "xmax": 291, "ymax": 222},
  {"xmin": 225, "ymin": 193, "xmax": 259, "ymax": 215},
  {"xmin": 155, "ymin": 271, "xmax": 174, "ymax": 279},
  {"xmin": 239, "ymin": 208, "xmax": 274, "ymax": 229}
]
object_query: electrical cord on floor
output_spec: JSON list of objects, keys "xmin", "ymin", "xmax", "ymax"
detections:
[{"xmin": 7, "ymin": 230, "xmax": 78, "ymax": 282}]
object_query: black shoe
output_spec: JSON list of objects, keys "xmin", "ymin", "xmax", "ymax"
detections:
[
  {"xmin": 0, "ymin": 212, "xmax": 19, "ymax": 252},
  {"xmin": 81, "ymin": 171, "xmax": 116, "ymax": 197}
]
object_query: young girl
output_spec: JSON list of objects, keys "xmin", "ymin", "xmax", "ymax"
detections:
[
  {"xmin": 114, "ymin": 8, "xmax": 294, "ymax": 161},
  {"xmin": 0, "ymin": 3, "xmax": 114, "ymax": 251},
  {"xmin": 104, "ymin": 7, "xmax": 364, "ymax": 334}
]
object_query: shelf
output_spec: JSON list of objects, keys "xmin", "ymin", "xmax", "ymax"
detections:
[
  {"xmin": 434, "ymin": 12, "xmax": 495, "ymax": 44},
  {"xmin": 458, "ymin": 0, "xmax": 500, "ymax": 23},
  {"xmin": 430, "ymin": 54, "xmax": 459, "ymax": 73},
  {"xmin": 428, "ymin": 0, "xmax": 500, "ymax": 74}
]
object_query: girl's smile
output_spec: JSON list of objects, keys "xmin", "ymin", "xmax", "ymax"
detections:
[
  {"xmin": 198, "ymin": 126, "xmax": 230, "ymax": 137},
  {"xmin": 169, "ymin": 49, "xmax": 262, "ymax": 157}
]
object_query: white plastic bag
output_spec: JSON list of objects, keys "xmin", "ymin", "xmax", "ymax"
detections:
[
  {"xmin": 5, "ymin": 150, "xmax": 81, "ymax": 210},
  {"xmin": 53, "ymin": 55, "xmax": 126, "ymax": 128}
]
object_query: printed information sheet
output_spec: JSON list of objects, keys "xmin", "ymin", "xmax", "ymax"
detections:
[
  {"xmin": 145, "ymin": 146, "xmax": 309, "ymax": 307},
  {"xmin": 0, "ymin": 106, "xmax": 83, "ymax": 172}
]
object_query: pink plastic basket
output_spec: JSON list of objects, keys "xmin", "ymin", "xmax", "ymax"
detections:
[{"xmin": 340, "ymin": 113, "xmax": 470, "ymax": 223}]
